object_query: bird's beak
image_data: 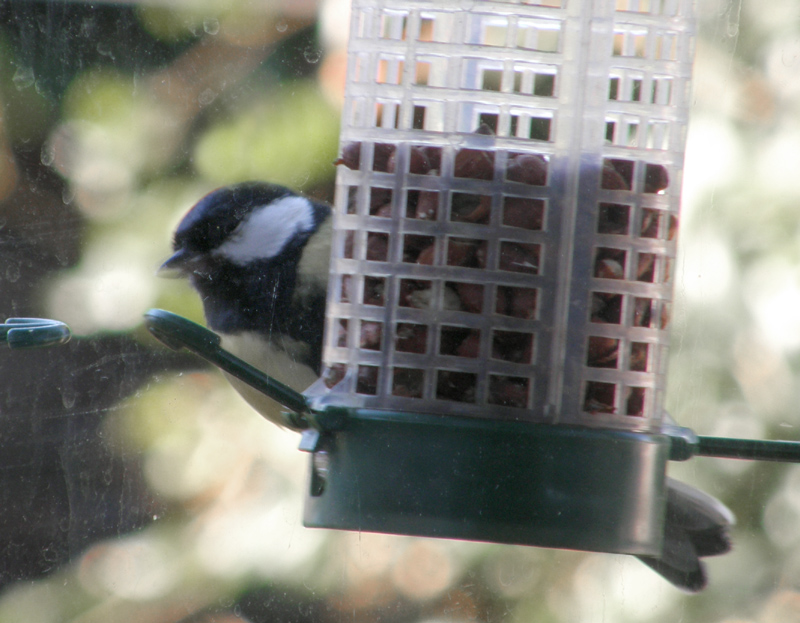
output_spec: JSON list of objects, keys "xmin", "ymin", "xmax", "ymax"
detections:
[{"xmin": 157, "ymin": 248, "xmax": 195, "ymax": 278}]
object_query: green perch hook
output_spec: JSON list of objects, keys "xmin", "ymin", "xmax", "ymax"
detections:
[
  {"xmin": 665, "ymin": 424, "xmax": 800, "ymax": 463},
  {"xmin": 144, "ymin": 308, "xmax": 325, "ymax": 431},
  {"xmin": 1, "ymin": 317, "xmax": 71, "ymax": 349}
]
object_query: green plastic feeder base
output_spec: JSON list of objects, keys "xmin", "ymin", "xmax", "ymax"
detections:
[{"xmin": 303, "ymin": 410, "xmax": 669, "ymax": 556}]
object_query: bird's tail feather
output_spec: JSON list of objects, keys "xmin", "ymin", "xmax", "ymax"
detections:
[{"xmin": 637, "ymin": 478, "xmax": 734, "ymax": 592}]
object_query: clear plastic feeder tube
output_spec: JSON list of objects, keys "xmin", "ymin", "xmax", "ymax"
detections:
[{"xmin": 321, "ymin": 0, "xmax": 696, "ymax": 431}]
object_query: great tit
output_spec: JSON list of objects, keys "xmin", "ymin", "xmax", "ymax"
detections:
[
  {"xmin": 160, "ymin": 181, "xmax": 332, "ymax": 425},
  {"xmin": 161, "ymin": 181, "xmax": 732, "ymax": 592}
]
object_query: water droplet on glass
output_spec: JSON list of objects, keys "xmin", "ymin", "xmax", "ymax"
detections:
[
  {"xmin": 726, "ymin": 15, "xmax": 739, "ymax": 38},
  {"xmin": 198, "ymin": 88, "xmax": 216, "ymax": 106},
  {"xmin": 55, "ymin": 251, "xmax": 70, "ymax": 267},
  {"xmin": 5, "ymin": 263, "xmax": 20, "ymax": 283},
  {"xmin": 303, "ymin": 47, "xmax": 321, "ymax": 64},
  {"xmin": 12, "ymin": 66, "xmax": 35, "ymax": 90},
  {"xmin": 203, "ymin": 18, "xmax": 220, "ymax": 35},
  {"xmin": 42, "ymin": 547, "xmax": 58, "ymax": 563},
  {"xmin": 61, "ymin": 387, "xmax": 77, "ymax": 410},
  {"xmin": 97, "ymin": 41, "xmax": 114, "ymax": 58},
  {"xmin": 448, "ymin": 135, "xmax": 465, "ymax": 149},
  {"xmin": 41, "ymin": 145, "xmax": 54, "ymax": 166},
  {"xmin": 276, "ymin": 20, "xmax": 288, "ymax": 33}
]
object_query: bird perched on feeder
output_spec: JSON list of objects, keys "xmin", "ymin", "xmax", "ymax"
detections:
[
  {"xmin": 159, "ymin": 181, "xmax": 331, "ymax": 426},
  {"xmin": 161, "ymin": 180, "xmax": 733, "ymax": 593}
]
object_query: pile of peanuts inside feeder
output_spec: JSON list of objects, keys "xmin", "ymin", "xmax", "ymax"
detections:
[
  {"xmin": 323, "ymin": 122, "xmax": 671, "ymax": 417},
  {"xmin": 332, "ymin": 128, "xmax": 545, "ymax": 407}
]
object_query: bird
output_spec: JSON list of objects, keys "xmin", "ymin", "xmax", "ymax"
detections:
[
  {"xmin": 637, "ymin": 476, "xmax": 734, "ymax": 592},
  {"xmin": 160, "ymin": 180, "xmax": 733, "ymax": 592},
  {"xmin": 159, "ymin": 181, "xmax": 332, "ymax": 426}
]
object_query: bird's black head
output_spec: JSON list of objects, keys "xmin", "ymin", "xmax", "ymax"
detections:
[
  {"xmin": 161, "ymin": 181, "xmax": 331, "ymax": 337},
  {"xmin": 168, "ymin": 182, "xmax": 299, "ymax": 261}
]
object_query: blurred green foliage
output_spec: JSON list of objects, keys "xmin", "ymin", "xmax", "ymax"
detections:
[{"xmin": 194, "ymin": 81, "xmax": 340, "ymax": 188}]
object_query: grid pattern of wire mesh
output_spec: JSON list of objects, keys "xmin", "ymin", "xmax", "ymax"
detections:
[{"xmin": 321, "ymin": 0, "xmax": 695, "ymax": 429}]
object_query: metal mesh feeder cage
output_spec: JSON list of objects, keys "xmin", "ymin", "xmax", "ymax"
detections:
[{"xmin": 302, "ymin": 0, "xmax": 694, "ymax": 554}]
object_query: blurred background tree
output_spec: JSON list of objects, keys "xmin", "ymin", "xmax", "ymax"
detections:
[{"xmin": 1, "ymin": 1, "xmax": 800, "ymax": 622}]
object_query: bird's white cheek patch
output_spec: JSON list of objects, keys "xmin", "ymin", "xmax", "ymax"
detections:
[{"xmin": 215, "ymin": 195, "xmax": 315, "ymax": 265}]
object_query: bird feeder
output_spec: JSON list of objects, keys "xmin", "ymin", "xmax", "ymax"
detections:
[
  {"xmin": 312, "ymin": 0, "xmax": 693, "ymax": 555},
  {"xmin": 145, "ymin": 0, "xmax": 800, "ymax": 564}
]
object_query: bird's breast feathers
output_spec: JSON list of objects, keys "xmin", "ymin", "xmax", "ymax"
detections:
[{"xmin": 219, "ymin": 331, "xmax": 319, "ymax": 423}]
